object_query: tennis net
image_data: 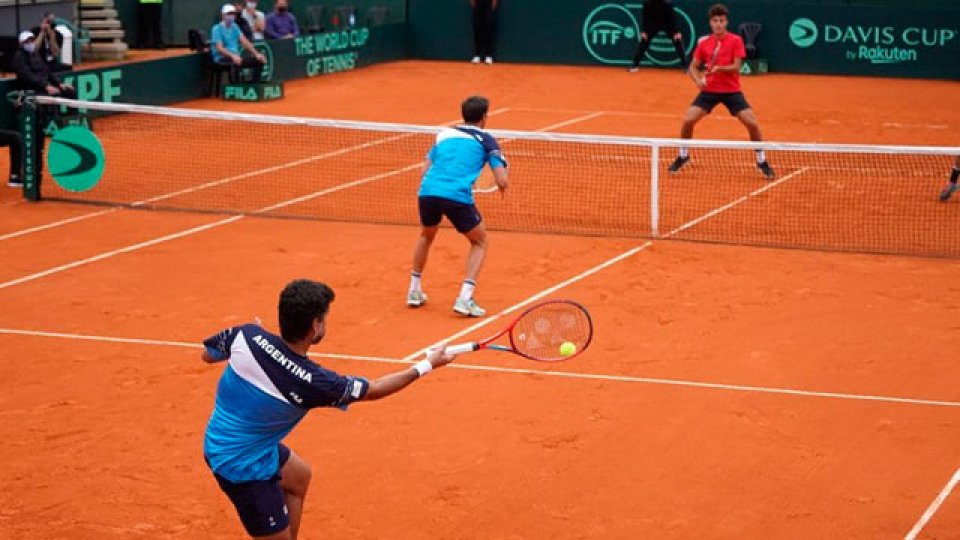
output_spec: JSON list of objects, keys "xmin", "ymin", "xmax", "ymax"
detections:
[{"xmin": 24, "ymin": 97, "xmax": 960, "ymax": 258}]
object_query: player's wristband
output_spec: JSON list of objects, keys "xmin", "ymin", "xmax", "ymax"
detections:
[{"xmin": 412, "ymin": 359, "xmax": 433, "ymax": 377}]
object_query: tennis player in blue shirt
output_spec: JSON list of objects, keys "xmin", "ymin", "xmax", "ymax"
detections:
[
  {"xmin": 407, "ymin": 96, "xmax": 509, "ymax": 317},
  {"xmin": 202, "ymin": 279, "xmax": 455, "ymax": 539}
]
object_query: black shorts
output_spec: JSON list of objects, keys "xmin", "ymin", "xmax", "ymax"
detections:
[
  {"xmin": 641, "ymin": 13, "xmax": 679, "ymax": 37},
  {"xmin": 692, "ymin": 92, "xmax": 752, "ymax": 116},
  {"xmin": 418, "ymin": 196, "xmax": 482, "ymax": 234},
  {"xmin": 210, "ymin": 444, "xmax": 292, "ymax": 537}
]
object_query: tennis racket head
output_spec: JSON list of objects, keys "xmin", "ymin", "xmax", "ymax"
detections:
[{"xmin": 506, "ymin": 300, "xmax": 593, "ymax": 362}]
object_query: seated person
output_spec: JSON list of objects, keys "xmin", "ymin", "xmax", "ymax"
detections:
[
  {"xmin": 265, "ymin": 0, "xmax": 300, "ymax": 40},
  {"xmin": 31, "ymin": 11, "xmax": 71, "ymax": 72},
  {"xmin": 11, "ymin": 31, "xmax": 75, "ymax": 97},
  {"xmin": 232, "ymin": 2, "xmax": 255, "ymax": 41},
  {"xmin": 11, "ymin": 30, "xmax": 76, "ymax": 192},
  {"xmin": 242, "ymin": 0, "xmax": 267, "ymax": 41},
  {"xmin": 212, "ymin": 3, "xmax": 267, "ymax": 83}
]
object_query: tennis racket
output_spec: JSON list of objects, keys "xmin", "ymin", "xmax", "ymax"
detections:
[
  {"xmin": 704, "ymin": 39, "xmax": 722, "ymax": 85},
  {"xmin": 444, "ymin": 300, "xmax": 593, "ymax": 362}
]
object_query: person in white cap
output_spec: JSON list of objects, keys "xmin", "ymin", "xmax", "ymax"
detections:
[
  {"xmin": 11, "ymin": 30, "xmax": 76, "ymax": 192},
  {"xmin": 12, "ymin": 30, "xmax": 75, "ymax": 97},
  {"xmin": 211, "ymin": 3, "xmax": 267, "ymax": 83}
]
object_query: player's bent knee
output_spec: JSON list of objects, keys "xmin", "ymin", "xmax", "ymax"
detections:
[{"xmin": 280, "ymin": 453, "xmax": 312, "ymax": 495}]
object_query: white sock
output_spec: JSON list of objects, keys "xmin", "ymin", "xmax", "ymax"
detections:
[
  {"xmin": 679, "ymin": 147, "xmax": 689, "ymax": 159},
  {"xmin": 409, "ymin": 271, "xmax": 422, "ymax": 294},
  {"xmin": 458, "ymin": 279, "xmax": 476, "ymax": 302},
  {"xmin": 756, "ymin": 150, "xmax": 766, "ymax": 163}
]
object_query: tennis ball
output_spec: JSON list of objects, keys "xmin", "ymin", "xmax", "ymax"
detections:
[{"xmin": 559, "ymin": 341, "xmax": 577, "ymax": 357}]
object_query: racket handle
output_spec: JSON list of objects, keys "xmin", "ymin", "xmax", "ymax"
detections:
[{"xmin": 445, "ymin": 342, "xmax": 479, "ymax": 355}]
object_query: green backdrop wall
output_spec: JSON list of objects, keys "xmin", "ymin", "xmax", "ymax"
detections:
[
  {"xmin": 0, "ymin": 23, "xmax": 409, "ymax": 130},
  {"xmin": 407, "ymin": 0, "xmax": 960, "ymax": 79}
]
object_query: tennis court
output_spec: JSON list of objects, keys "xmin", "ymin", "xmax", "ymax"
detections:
[{"xmin": 0, "ymin": 61, "xmax": 958, "ymax": 539}]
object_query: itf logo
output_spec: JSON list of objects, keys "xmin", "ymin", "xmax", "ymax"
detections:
[
  {"xmin": 583, "ymin": 3, "xmax": 695, "ymax": 66},
  {"xmin": 789, "ymin": 18, "xmax": 819, "ymax": 48}
]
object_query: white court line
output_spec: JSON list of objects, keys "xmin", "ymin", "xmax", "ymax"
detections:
[
  {"xmin": 905, "ymin": 468, "xmax": 960, "ymax": 540},
  {"xmin": 0, "ymin": 110, "xmax": 596, "ymax": 290},
  {"xmin": 2, "ymin": 326, "xmax": 959, "ymax": 409},
  {"xmin": 669, "ymin": 167, "xmax": 810, "ymax": 236},
  {"xmin": 0, "ymin": 108, "xmax": 512, "ymax": 242},
  {"xmin": 405, "ymin": 167, "xmax": 811, "ymax": 361},
  {"xmin": 510, "ymin": 106, "xmax": 953, "ymax": 130},
  {"xmin": 535, "ymin": 111, "xmax": 605, "ymax": 131},
  {"xmin": 0, "ymin": 208, "xmax": 117, "ymax": 241},
  {"xmin": 0, "ymin": 215, "xmax": 244, "ymax": 289}
]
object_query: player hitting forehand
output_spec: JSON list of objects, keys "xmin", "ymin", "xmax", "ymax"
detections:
[{"xmin": 668, "ymin": 3, "xmax": 775, "ymax": 180}]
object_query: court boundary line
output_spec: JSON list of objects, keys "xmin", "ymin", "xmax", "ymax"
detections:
[
  {"xmin": 0, "ymin": 107, "xmax": 512, "ymax": 242},
  {"xmin": 508, "ymin": 106, "xmax": 952, "ymax": 130},
  {"xmin": 1, "ymin": 327, "xmax": 958, "ymax": 409},
  {"xmin": 403, "ymin": 167, "xmax": 809, "ymax": 362},
  {"xmin": 0, "ymin": 111, "xmax": 601, "ymax": 289},
  {"xmin": 904, "ymin": 467, "xmax": 960, "ymax": 540}
]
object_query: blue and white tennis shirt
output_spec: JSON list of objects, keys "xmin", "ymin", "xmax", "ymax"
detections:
[
  {"xmin": 202, "ymin": 324, "xmax": 369, "ymax": 483},
  {"xmin": 419, "ymin": 126, "xmax": 507, "ymax": 205}
]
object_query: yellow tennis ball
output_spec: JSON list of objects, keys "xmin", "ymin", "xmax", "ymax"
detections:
[{"xmin": 559, "ymin": 341, "xmax": 577, "ymax": 357}]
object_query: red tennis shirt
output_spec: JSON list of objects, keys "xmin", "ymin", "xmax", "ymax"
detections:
[{"xmin": 694, "ymin": 32, "xmax": 746, "ymax": 93}]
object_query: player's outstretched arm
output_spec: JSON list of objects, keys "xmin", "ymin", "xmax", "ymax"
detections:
[{"xmin": 362, "ymin": 346, "xmax": 455, "ymax": 401}]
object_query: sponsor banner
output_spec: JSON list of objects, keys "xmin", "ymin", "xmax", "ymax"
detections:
[
  {"xmin": 781, "ymin": 8, "xmax": 959, "ymax": 77},
  {"xmin": 222, "ymin": 83, "xmax": 285, "ymax": 101}
]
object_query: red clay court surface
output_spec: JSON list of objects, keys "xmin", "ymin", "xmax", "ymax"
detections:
[{"xmin": 0, "ymin": 61, "xmax": 958, "ymax": 539}]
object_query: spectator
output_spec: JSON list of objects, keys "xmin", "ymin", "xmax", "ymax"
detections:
[
  {"xmin": 136, "ymin": 0, "xmax": 165, "ymax": 49},
  {"xmin": 469, "ymin": 0, "xmax": 498, "ymax": 64},
  {"xmin": 242, "ymin": 0, "xmax": 267, "ymax": 41},
  {"xmin": 233, "ymin": 1, "xmax": 255, "ymax": 41},
  {"xmin": 11, "ymin": 31, "xmax": 77, "ymax": 192},
  {"xmin": 211, "ymin": 4, "xmax": 267, "ymax": 83},
  {"xmin": 265, "ymin": 0, "xmax": 300, "ymax": 40},
  {"xmin": 0, "ymin": 129, "xmax": 24, "ymax": 188},
  {"xmin": 31, "ymin": 11, "xmax": 70, "ymax": 72}
]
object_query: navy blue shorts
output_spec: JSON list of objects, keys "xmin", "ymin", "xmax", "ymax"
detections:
[
  {"xmin": 418, "ymin": 196, "xmax": 482, "ymax": 233},
  {"xmin": 210, "ymin": 444, "xmax": 292, "ymax": 537},
  {"xmin": 692, "ymin": 91, "xmax": 752, "ymax": 116}
]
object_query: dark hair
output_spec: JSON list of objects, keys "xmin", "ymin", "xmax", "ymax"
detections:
[
  {"xmin": 461, "ymin": 96, "xmax": 489, "ymax": 124},
  {"xmin": 278, "ymin": 279, "xmax": 335, "ymax": 342},
  {"xmin": 708, "ymin": 3, "xmax": 728, "ymax": 18}
]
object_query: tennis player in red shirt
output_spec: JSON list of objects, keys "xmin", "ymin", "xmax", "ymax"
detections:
[{"xmin": 669, "ymin": 3, "xmax": 775, "ymax": 179}]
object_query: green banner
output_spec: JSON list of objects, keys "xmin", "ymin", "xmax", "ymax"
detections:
[
  {"xmin": 408, "ymin": 0, "xmax": 960, "ymax": 79},
  {"xmin": 253, "ymin": 26, "xmax": 403, "ymax": 81},
  {"xmin": 778, "ymin": 7, "xmax": 960, "ymax": 77}
]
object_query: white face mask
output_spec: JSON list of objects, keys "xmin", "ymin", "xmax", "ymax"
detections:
[
  {"xmin": 23, "ymin": 43, "xmax": 36, "ymax": 53},
  {"xmin": 224, "ymin": 14, "xmax": 236, "ymax": 25},
  {"xmin": 247, "ymin": 2, "xmax": 256, "ymax": 9}
]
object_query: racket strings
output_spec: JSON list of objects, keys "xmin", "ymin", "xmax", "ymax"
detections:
[{"xmin": 510, "ymin": 302, "xmax": 592, "ymax": 361}]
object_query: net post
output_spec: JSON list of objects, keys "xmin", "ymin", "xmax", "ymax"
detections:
[
  {"xmin": 650, "ymin": 143, "xmax": 659, "ymax": 238},
  {"xmin": 19, "ymin": 94, "xmax": 40, "ymax": 202}
]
